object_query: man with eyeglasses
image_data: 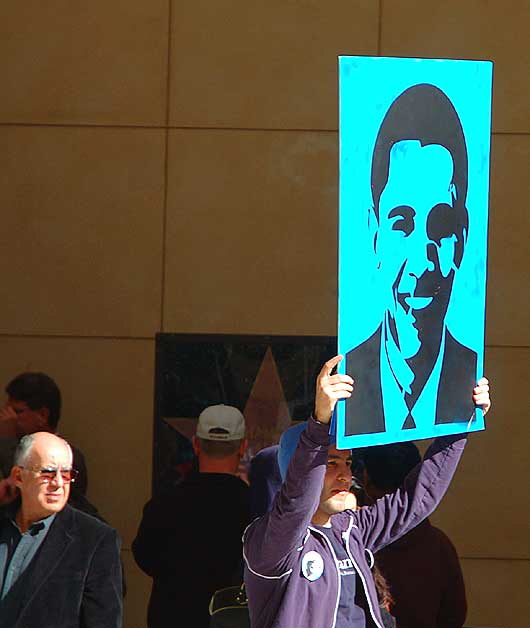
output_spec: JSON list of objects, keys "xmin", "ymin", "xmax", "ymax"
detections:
[
  {"xmin": 0, "ymin": 372, "xmax": 98, "ymax": 516},
  {"xmin": 0, "ymin": 431, "xmax": 122, "ymax": 628}
]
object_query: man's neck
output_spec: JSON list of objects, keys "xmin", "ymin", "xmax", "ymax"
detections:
[
  {"xmin": 405, "ymin": 327, "xmax": 445, "ymax": 407},
  {"xmin": 385, "ymin": 315, "xmax": 445, "ymax": 407},
  {"xmin": 15, "ymin": 507, "xmax": 45, "ymax": 534},
  {"xmin": 311, "ymin": 510, "xmax": 331, "ymax": 527},
  {"xmin": 198, "ymin": 459, "xmax": 239, "ymax": 475},
  {"xmin": 384, "ymin": 316, "xmax": 414, "ymax": 395}
]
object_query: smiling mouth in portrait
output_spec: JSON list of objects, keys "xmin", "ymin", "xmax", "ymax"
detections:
[
  {"xmin": 404, "ymin": 295, "xmax": 433, "ymax": 310},
  {"xmin": 397, "ymin": 279, "xmax": 442, "ymax": 314},
  {"xmin": 397, "ymin": 292, "xmax": 434, "ymax": 314}
]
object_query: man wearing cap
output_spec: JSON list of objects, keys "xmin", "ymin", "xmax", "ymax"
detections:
[
  {"xmin": 243, "ymin": 355, "xmax": 491, "ymax": 628},
  {"xmin": 133, "ymin": 404, "xmax": 250, "ymax": 628}
]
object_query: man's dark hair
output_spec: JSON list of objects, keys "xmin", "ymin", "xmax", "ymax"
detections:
[
  {"xmin": 6, "ymin": 372, "xmax": 62, "ymax": 430},
  {"xmin": 371, "ymin": 84, "xmax": 469, "ymax": 265},
  {"xmin": 361, "ymin": 441, "xmax": 421, "ymax": 492}
]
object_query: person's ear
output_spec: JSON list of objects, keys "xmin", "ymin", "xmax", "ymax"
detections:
[
  {"xmin": 239, "ymin": 439, "xmax": 248, "ymax": 458},
  {"xmin": 368, "ymin": 206, "xmax": 379, "ymax": 255},
  {"xmin": 452, "ymin": 198, "xmax": 469, "ymax": 270},
  {"xmin": 11, "ymin": 466, "xmax": 23, "ymax": 490},
  {"xmin": 453, "ymin": 225, "xmax": 468, "ymax": 270},
  {"xmin": 192, "ymin": 436, "xmax": 200, "ymax": 457}
]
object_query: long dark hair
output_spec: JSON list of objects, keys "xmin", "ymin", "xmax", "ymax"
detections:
[{"xmin": 373, "ymin": 564, "xmax": 393, "ymax": 610}]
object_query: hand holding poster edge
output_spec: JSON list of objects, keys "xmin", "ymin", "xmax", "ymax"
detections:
[{"xmin": 314, "ymin": 355, "xmax": 353, "ymax": 424}]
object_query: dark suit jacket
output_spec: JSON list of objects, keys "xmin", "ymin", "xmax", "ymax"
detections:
[
  {"xmin": 345, "ymin": 325, "xmax": 477, "ymax": 436},
  {"xmin": 0, "ymin": 505, "xmax": 122, "ymax": 628}
]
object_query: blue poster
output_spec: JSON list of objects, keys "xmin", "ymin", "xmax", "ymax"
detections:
[{"xmin": 337, "ymin": 56, "xmax": 492, "ymax": 448}]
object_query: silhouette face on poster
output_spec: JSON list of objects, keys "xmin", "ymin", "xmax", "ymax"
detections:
[
  {"xmin": 345, "ymin": 84, "xmax": 478, "ymax": 435},
  {"xmin": 375, "ymin": 142, "xmax": 462, "ymax": 390}
]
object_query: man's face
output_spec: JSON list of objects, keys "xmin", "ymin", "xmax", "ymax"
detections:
[
  {"xmin": 14, "ymin": 436, "xmax": 71, "ymax": 519},
  {"xmin": 317, "ymin": 446, "xmax": 356, "ymax": 517},
  {"xmin": 5, "ymin": 397, "xmax": 49, "ymax": 438},
  {"xmin": 375, "ymin": 140, "xmax": 462, "ymax": 358}
]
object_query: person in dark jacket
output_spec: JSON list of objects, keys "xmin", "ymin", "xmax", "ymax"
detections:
[
  {"xmin": 360, "ymin": 442, "xmax": 467, "ymax": 627},
  {"xmin": 243, "ymin": 355, "xmax": 490, "ymax": 628},
  {"xmin": 0, "ymin": 432, "xmax": 122, "ymax": 628},
  {"xmin": 248, "ymin": 444, "xmax": 282, "ymax": 519},
  {"xmin": 133, "ymin": 404, "xmax": 251, "ymax": 628}
]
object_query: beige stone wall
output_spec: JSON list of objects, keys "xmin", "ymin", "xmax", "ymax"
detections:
[{"xmin": 0, "ymin": 2, "xmax": 528, "ymax": 627}]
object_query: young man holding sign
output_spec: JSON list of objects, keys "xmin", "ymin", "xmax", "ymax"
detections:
[{"xmin": 243, "ymin": 355, "xmax": 490, "ymax": 628}]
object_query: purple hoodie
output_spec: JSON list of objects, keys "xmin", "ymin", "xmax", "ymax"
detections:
[{"xmin": 243, "ymin": 417, "xmax": 467, "ymax": 628}]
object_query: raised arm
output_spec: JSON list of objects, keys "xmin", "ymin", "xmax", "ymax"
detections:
[
  {"xmin": 354, "ymin": 378, "xmax": 490, "ymax": 553},
  {"xmin": 244, "ymin": 356, "xmax": 353, "ymax": 575}
]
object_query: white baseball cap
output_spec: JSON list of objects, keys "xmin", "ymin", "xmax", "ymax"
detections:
[{"xmin": 196, "ymin": 404, "xmax": 245, "ymax": 441}]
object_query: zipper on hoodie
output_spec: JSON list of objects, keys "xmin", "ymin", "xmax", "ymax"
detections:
[
  {"xmin": 342, "ymin": 517, "xmax": 385, "ymax": 628},
  {"xmin": 308, "ymin": 526, "xmax": 341, "ymax": 628}
]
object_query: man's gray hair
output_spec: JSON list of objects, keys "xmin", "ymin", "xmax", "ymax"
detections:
[
  {"xmin": 13, "ymin": 433, "xmax": 73, "ymax": 466},
  {"xmin": 14, "ymin": 434, "xmax": 37, "ymax": 466}
]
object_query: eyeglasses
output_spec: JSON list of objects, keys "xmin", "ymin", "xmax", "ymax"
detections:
[{"xmin": 19, "ymin": 466, "xmax": 79, "ymax": 484}]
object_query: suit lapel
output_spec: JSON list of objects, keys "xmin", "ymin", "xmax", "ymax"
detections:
[
  {"xmin": 345, "ymin": 325, "xmax": 386, "ymax": 435},
  {"xmin": 435, "ymin": 330, "xmax": 477, "ymax": 424},
  {"xmin": 17, "ymin": 506, "xmax": 75, "ymax": 615}
]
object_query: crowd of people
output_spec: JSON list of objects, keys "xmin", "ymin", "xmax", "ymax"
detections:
[{"xmin": 0, "ymin": 360, "xmax": 490, "ymax": 628}]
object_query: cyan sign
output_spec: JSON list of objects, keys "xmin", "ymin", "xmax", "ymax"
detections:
[{"xmin": 337, "ymin": 56, "xmax": 493, "ymax": 448}]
